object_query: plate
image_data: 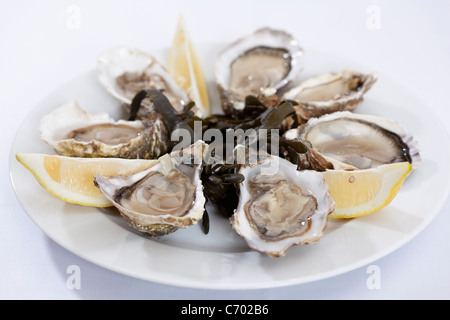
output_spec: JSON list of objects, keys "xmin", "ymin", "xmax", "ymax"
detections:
[{"xmin": 9, "ymin": 43, "xmax": 450, "ymax": 289}]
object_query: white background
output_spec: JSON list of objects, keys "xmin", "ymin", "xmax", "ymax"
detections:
[{"xmin": 2, "ymin": 0, "xmax": 450, "ymax": 299}]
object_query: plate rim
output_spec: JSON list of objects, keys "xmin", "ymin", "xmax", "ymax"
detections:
[{"xmin": 9, "ymin": 45, "xmax": 450, "ymax": 290}]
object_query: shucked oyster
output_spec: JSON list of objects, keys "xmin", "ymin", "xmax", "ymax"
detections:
[
  {"xmin": 215, "ymin": 27, "xmax": 303, "ymax": 114},
  {"xmin": 94, "ymin": 141, "xmax": 207, "ymax": 236},
  {"xmin": 284, "ymin": 111, "xmax": 421, "ymax": 170},
  {"xmin": 282, "ymin": 69, "xmax": 378, "ymax": 123},
  {"xmin": 231, "ymin": 152, "xmax": 335, "ymax": 257},
  {"xmin": 40, "ymin": 101, "xmax": 169, "ymax": 159},
  {"xmin": 98, "ymin": 46, "xmax": 192, "ymax": 120}
]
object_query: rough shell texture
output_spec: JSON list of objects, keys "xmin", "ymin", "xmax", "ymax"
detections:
[
  {"xmin": 282, "ymin": 69, "xmax": 378, "ymax": 123},
  {"xmin": 94, "ymin": 141, "xmax": 207, "ymax": 237},
  {"xmin": 230, "ymin": 155, "xmax": 335, "ymax": 257},
  {"xmin": 285, "ymin": 111, "xmax": 421, "ymax": 170},
  {"xmin": 97, "ymin": 46, "xmax": 190, "ymax": 116},
  {"xmin": 40, "ymin": 101, "xmax": 169, "ymax": 159},
  {"xmin": 215, "ymin": 27, "xmax": 303, "ymax": 114}
]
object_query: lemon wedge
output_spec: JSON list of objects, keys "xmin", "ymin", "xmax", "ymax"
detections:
[
  {"xmin": 322, "ymin": 162, "xmax": 413, "ymax": 218},
  {"xmin": 168, "ymin": 15, "xmax": 210, "ymax": 117},
  {"xmin": 16, "ymin": 153, "xmax": 158, "ymax": 207}
]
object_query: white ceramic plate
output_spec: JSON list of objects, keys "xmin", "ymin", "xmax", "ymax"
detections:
[{"xmin": 9, "ymin": 44, "xmax": 450, "ymax": 289}]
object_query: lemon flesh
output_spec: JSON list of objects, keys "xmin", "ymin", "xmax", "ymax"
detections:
[
  {"xmin": 168, "ymin": 15, "xmax": 210, "ymax": 117},
  {"xmin": 16, "ymin": 153, "xmax": 157, "ymax": 207},
  {"xmin": 322, "ymin": 162, "xmax": 412, "ymax": 218}
]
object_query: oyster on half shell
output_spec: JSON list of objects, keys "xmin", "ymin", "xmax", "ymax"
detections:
[
  {"xmin": 40, "ymin": 101, "xmax": 169, "ymax": 159},
  {"xmin": 284, "ymin": 111, "xmax": 421, "ymax": 170},
  {"xmin": 94, "ymin": 140, "xmax": 207, "ymax": 237},
  {"xmin": 215, "ymin": 27, "xmax": 303, "ymax": 114},
  {"xmin": 231, "ymin": 152, "xmax": 334, "ymax": 257},
  {"xmin": 282, "ymin": 69, "xmax": 378, "ymax": 123},
  {"xmin": 98, "ymin": 46, "xmax": 192, "ymax": 120}
]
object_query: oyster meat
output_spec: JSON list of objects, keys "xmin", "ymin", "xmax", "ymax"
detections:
[
  {"xmin": 94, "ymin": 141, "xmax": 207, "ymax": 236},
  {"xmin": 215, "ymin": 27, "xmax": 303, "ymax": 114},
  {"xmin": 40, "ymin": 101, "xmax": 169, "ymax": 159},
  {"xmin": 282, "ymin": 69, "xmax": 378, "ymax": 123},
  {"xmin": 231, "ymin": 153, "xmax": 335, "ymax": 257},
  {"xmin": 98, "ymin": 46, "xmax": 191, "ymax": 119},
  {"xmin": 284, "ymin": 111, "xmax": 421, "ymax": 170}
]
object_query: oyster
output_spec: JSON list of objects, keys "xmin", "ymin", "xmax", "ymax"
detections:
[
  {"xmin": 94, "ymin": 141, "xmax": 207, "ymax": 236},
  {"xmin": 231, "ymin": 153, "xmax": 335, "ymax": 257},
  {"xmin": 215, "ymin": 27, "xmax": 303, "ymax": 114},
  {"xmin": 40, "ymin": 101, "xmax": 169, "ymax": 159},
  {"xmin": 284, "ymin": 111, "xmax": 421, "ymax": 170},
  {"xmin": 98, "ymin": 46, "xmax": 191, "ymax": 119},
  {"xmin": 282, "ymin": 69, "xmax": 378, "ymax": 123}
]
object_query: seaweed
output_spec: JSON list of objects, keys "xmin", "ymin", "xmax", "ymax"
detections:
[{"xmin": 128, "ymin": 90, "xmax": 311, "ymax": 233}]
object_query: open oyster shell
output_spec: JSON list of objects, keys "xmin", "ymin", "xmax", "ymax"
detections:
[
  {"xmin": 40, "ymin": 101, "xmax": 169, "ymax": 159},
  {"xmin": 282, "ymin": 69, "xmax": 378, "ymax": 124},
  {"xmin": 230, "ymin": 153, "xmax": 335, "ymax": 257},
  {"xmin": 98, "ymin": 46, "xmax": 192, "ymax": 120},
  {"xmin": 215, "ymin": 27, "xmax": 303, "ymax": 114},
  {"xmin": 94, "ymin": 141, "xmax": 207, "ymax": 237},
  {"xmin": 284, "ymin": 111, "xmax": 421, "ymax": 170}
]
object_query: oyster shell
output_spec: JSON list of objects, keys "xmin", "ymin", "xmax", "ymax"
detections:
[
  {"xmin": 282, "ymin": 69, "xmax": 378, "ymax": 123},
  {"xmin": 40, "ymin": 101, "xmax": 169, "ymax": 159},
  {"xmin": 94, "ymin": 141, "xmax": 207, "ymax": 237},
  {"xmin": 230, "ymin": 153, "xmax": 335, "ymax": 257},
  {"xmin": 215, "ymin": 27, "xmax": 303, "ymax": 114},
  {"xmin": 98, "ymin": 46, "xmax": 191, "ymax": 119},
  {"xmin": 284, "ymin": 111, "xmax": 421, "ymax": 170}
]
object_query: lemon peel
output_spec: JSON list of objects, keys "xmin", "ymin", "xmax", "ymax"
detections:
[
  {"xmin": 322, "ymin": 162, "xmax": 413, "ymax": 218},
  {"xmin": 16, "ymin": 153, "xmax": 157, "ymax": 207}
]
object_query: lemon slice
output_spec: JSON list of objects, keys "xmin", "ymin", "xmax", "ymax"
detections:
[
  {"xmin": 322, "ymin": 162, "xmax": 413, "ymax": 218},
  {"xmin": 16, "ymin": 153, "xmax": 158, "ymax": 207},
  {"xmin": 168, "ymin": 15, "xmax": 210, "ymax": 117}
]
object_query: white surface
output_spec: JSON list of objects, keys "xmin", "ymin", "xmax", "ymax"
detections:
[
  {"xmin": 2, "ymin": 0, "xmax": 450, "ymax": 299},
  {"xmin": 10, "ymin": 46, "xmax": 450, "ymax": 291}
]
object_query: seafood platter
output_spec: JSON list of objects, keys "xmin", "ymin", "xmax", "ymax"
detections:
[{"xmin": 14, "ymin": 26, "xmax": 423, "ymax": 264}]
